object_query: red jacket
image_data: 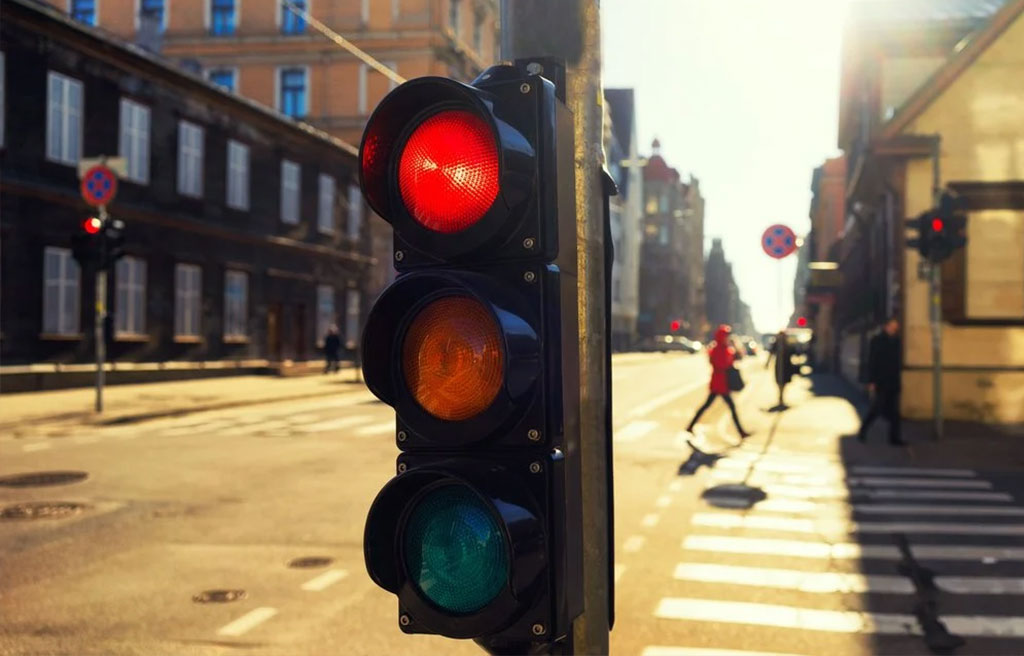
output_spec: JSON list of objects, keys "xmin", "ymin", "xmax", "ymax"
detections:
[{"xmin": 708, "ymin": 327, "xmax": 736, "ymax": 395}]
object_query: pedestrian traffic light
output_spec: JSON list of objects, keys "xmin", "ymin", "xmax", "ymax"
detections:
[
  {"xmin": 906, "ymin": 191, "xmax": 968, "ymax": 263},
  {"xmin": 102, "ymin": 219, "xmax": 126, "ymax": 269},
  {"xmin": 359, "ymin": 62, "xmax": 584, "ymax": 653},
  {"xmin": 71, "ymin": 217, "xmax": 103, "ymax": 268}
]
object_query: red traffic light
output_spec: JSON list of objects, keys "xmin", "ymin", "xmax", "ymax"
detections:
[
  {"xmin": 398, "ymin": 110, "xmax": 500, "ymax": 234},
  {"xmin": 670, "ymin": 320, "xmax": 681, "ymax": 332},
  {"xmin": 797, "ymin": 316, "xmax": 808, "ymax": 327},
  {"xmin": 83, "ymin": 217, "xmax": 102, "ymax": 234},
  {"xmin": 931, "ymin": 217, "xmax": 944, "ymax": 232}
]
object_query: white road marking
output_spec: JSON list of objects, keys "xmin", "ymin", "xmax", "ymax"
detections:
[
  {"xmin": 623, "ymin": 535, "xmax": 646, "ymax": 553},
  {"xmin": 848, "ymin": 476, "xmax": 992, "ymax": 489},
  {"xmin": 73, "ymin": 435, "xmax": 99, "ymax": 444},
  {"xmin": 615, "ymin": 421, "xmax": 659, "ymax": 443},
  {"xmin": 629, "ymin": 382, "xmax": 705, "ymax": 418},
  {"xmin": 682, "ymin": 534, "xmax": 1024, "ymax": 562},
  {"xmin": 300, "ymin": 568, "xmax": 349, "ymax": 591},
  {"xmin": 691, "ymin": 512, "xmax": 1024, "ymax": 536},
  {"xmin": 642, "ymin": 648, "xmax": 803, "ymax": 656},
  {"xmin": 354, "ymin": 421, "xmax": 395, "ymax": 436},
  {"xmin": 296, "ymin": 415, "xmax": 371, "ymax": 433},
  {"xmin": 641, "ymin": 513, "xmax": 661, "ymax": 528},
  {"xmin": 23, "ymin": 442, "xmax": 51, "ymax": 452},
  {"xmin": 716, "ymin": 459, "xmax": 828, "ymax": 475},
  {"xmin": 216, "ymin": 607, "xmax": 279, "ymax": 637},
  {"xmin": 850, "ymin": 465, "xmax": 976, "ymax": 477},
  {"xmin": 655, "ymin": 495, "xmax": 672, "ymax": 508},
  {"xmin": 761, "ymin": 483, "xmax": 1012, "ymax": 502},
  {"xmin": 668, "ymin": 480, "xmax": 683, "ymax": 492},
  {"xmin": 614, "ymin": 564, "xmax": 626, "ymax": 582},
  {"xmin": 753, "ymin": 498, "xmax": 1024, "ymax": 517},
  {"xmin": 714, "ymin": 471, "xmax": 994, "ymax": 489}
]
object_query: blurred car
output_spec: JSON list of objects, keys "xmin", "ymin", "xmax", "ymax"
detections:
[{"xmin": 651, "ymin": 335, "xmax": 701, "ymax": 353}]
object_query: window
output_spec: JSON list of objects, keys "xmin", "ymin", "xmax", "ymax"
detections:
[
  {"xmin": 139, "ymin": 0, "xmax": 165, "ymax": 31},
  {"xmin": 43, "ymin": 247, "xmax": 80, "ymax": 336},
  {"xmin": 177, "ymin": 120, "xmax": 204, "ymax": 197},
  {"xmin": 361, "ymin": 0, "xmax": 370, "ymax": 23},
  {"xmin": 226, "ymin": 140, "xmax": 249, "ymax": 210},
  {"xmin": 46, "ymin": 72, "xmax": 83, "ymax": 166},
  {"xmin": 119, "ymin": 98, "xmax": 150, "ymax": 184},
  {"xmin": 449, "ymin": 0, "xmax": 460, "ymax": 34},
  {"xmin": 317, "ymin": 285, "xmax": 335, "ymax": 346},
  {"xmin": 392, "ymin": 0, "xmax": 400, "ymax": 20},
  {"xmin": 659, "ymin": 225, "xmax": 669, "ymax": 246},
  {"xmin": 115, "ymin": 257, "xmax": 146, "ymax": 335},
  {"xmin": 210, "ymin": 0, "xmax": 235, "ymax": 35},
  {"xmin": 0, "ymin": 52, "xmax": 5, "ymax": 148},
  {"xmin": 208, "ymin": 68, "xmax": 236, "ymax": 92},
  {"xmin": 281, "ymin": 160, "xmax": 301, "ymax": 224},
  {"xmin": 281, "ymin": 0, "xmax": 306, "ymax": 33},
  {"xmin": 224, "ymin": 270, "xmax": 248, "ymax": 339},
  {"xmin": 70, "ymin": 0, "xmax": 97, "ymax": 25},
  {"xmin": 659, "ymin": 193, "xmax": 670, "ymax": 212},
  {"xmin": 347, "ymin": 184, "xmax": 363, "ymax": 240},
  {"xmin": 278, "ymin": 67, "xmax": 308, "ymax": 118},
  {"xmin": 345, "ymin": 288, "xmax": 361, "ymax": 347},
  {"xmin": 175, "ymin": 264, "xmax": 202, "ymax": 338},
  {"xmin": 964, "ymin": 210, "xmax": 1024, "ymax": 319},
  {"xmin": 358, "ymin": 64, "xmax": 367, "ymax": 115},
  {"xmin": 473, "ymin": 11, "xmax": 483, "ymax": 52},
  {"xmin": 318, "ymin": 174, "xmax": 336, "ymax": 233}
]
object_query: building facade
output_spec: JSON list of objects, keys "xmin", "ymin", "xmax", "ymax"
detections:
[
  {"xmin": 604, "ymin": 88, "xmax": 643, "ymax": 351},
  {"xmin": 0, "ymin": 0, "xmax": 373, "ymax": 391},
  {"xmin": 704, "ymin": 238, "xmax": 753, "ymax": 338},
  {"xmin": 43, "ymin": 0, "xmax": 502, "ymax": 303},
  {"xmin": 825, "ymin": 0, "xmax": 1024, "ymax": 423}
]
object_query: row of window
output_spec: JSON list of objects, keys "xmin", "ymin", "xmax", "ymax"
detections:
[
  {"xmin": 43, "ymin": 247, "xmax": 361, "ymax": 343},
  {"xmin": 448, "ymin": 0, "xmax": 489, "ymax": 54},
  {"xmin": 44, "ymin": 70, "xmax": 362, "ymax": 237}
]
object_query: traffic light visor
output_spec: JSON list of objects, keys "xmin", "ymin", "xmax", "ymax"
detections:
[
  {"xmin": 402, "ymin": 295, "xmax": 504, "ymax": 421},
  {"xmin": 398, "ymin": 110, "xmax": 499, "ymax": 234},
  {"xmin": 403, "ymin": 484, "xmax": 509, "ymax": 613}
]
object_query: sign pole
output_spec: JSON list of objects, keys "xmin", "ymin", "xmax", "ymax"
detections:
[{"xmin": 95, "ymin": 205, "xmax": 108, "ymax": 413}]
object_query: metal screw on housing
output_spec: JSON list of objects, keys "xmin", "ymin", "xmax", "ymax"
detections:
[
  {"xmin": 397, "ymin": 463, "xmax": 407, "ymax": 474},
  {"xmin": 526, "ymin": 62, "xmax": 544, "ymax": 76},
  {"xmin": 523, "ymin": 271, "xmax": 536, "ymax": 283},
  {"xmin": 395, "ymin": 250, "xmax": 405, "ymax": 261},
  {"xmin": 397, "ymin": 431, "xmax": 407, "ymax": 442},
  {"xmin": 529, "ymin": 462, "xmax": 542, "ymax": 474},
  {"xmin": 531, "ymin": 623, "xmax": 546, "ymax": 635},
  {"xmin": 399, "ymin": 614, "xmax": 411, "ymax": 627},
  {"xmin": 527, "ymin": 429, "xmax": 541, "ymax": 442},
  {"xmin": 520, "ymin": 83, "xmax": 531, "ymax": 94},
  {"xmin": 523, "ymin": 237, "xmax": 536, "ymax": 249}
]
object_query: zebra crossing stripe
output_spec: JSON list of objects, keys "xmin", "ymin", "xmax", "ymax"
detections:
[
  {"xmin": 714, "ymin": 460, "xmax": 979, "ymax": 479},
  {"xmin": 616, "ymin": 421, "xmax": 659, "ymax": 443},
  {"xmin": 692, "ymin": 512, "xmax": 1024, "ymax": 536},
  {"xmin": 296, "ymin": 415, "xmax": 371, "ymax": 433},
  {"xmin": 642, "ymin": 648, "xmax": 803, "ymax": 656},
  {"xmin": 654, "ymin": 598, "xmax": 1024, "ymax": 637},
  {"xmin": 752, "ymin": 498, "xmax": 1024, "ymax": 517},
  {"xmin": 711, "ymin": 471, "xmax": 994, "ymax": 489},
  {"xmin": 849, "ymin": 465, "xmax": 976, "ymax": 477},
  {"xmin": 672, "ymin": 562, "xmax": 1024, "ymax": 595},
  {"xmin": 682, "ymin": 534, "xmax": 1024, "ymax": 562},
  {"xmin": 761, "ymin": 483, "xmax": 1012, "ymax": 502}
]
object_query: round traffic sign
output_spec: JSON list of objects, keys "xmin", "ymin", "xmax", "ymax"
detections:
[
  {"xmin": 762, "ymin": 224, "xmax": 797, "ymax": 259},
  {"xmin": 80, "ymin": 165, "xmax": 118, "ymax": 207}
]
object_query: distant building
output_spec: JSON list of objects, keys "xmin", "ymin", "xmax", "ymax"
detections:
[
  {"xmin": 0, "ymin": 0, "xmax": 373, "ymax": 391},
  {"xmin": 704, "ymin": 238, "xmax": 753, "ymax": 337},
  {"xmin": 604, "ymin": 88, "xmax": 644, "ymax": 351}
]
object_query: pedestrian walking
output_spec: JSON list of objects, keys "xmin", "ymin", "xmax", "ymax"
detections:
[
  {"xmin": 686, "ymin": 325, "xmax": 751, "ymax": 438},
  {"xmin": 858, "ymin": 317, "xmax": 906, "ymax": 446},
  {"xmin": 323, "ymin": 324, "xmax": 342, "ymax": 374},
  {"xmin": 765, "ymin": 329, "xmax": 793, "ymax": 408}
]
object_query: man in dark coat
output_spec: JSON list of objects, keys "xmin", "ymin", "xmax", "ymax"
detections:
[
  {"xmin": 765, "ymin": 330, "xmax": 793, "ymax": 408},
  {"xmin": 858, "ymin": 317, "xmax": 905, "ymax": 445},
  {"xmin": 323, "ymin": 324, "xmax": 342, "ymax": 374}
]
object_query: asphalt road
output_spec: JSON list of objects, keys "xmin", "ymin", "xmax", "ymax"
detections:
[{"xmin": 2, "ymin": 352, "xmax": 1023, "ymax": 656}]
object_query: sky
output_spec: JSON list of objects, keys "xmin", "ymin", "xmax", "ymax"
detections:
[{"xmin": 601, "ymin": 0, "xmax": 853, "ymax": 334}]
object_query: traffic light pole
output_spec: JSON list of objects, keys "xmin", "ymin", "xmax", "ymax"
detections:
[
  {"xmin": 94, "ymin": 205, "xmax": 109, "ymax": 413},
  {"xmin": 502, "ymin": 1, "xmax": 611, "ymax": 653},
  {"xmin": 930, "ymin": 137, "xmax": 943, "ymax": 440}
]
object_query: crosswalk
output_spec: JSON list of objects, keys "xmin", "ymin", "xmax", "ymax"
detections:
[{"xmin": 644, "ymin": 451, "xmax": 1024, "ymax": 655}]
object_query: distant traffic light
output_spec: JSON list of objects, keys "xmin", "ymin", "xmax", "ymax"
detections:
[
  {"xmin": 84, "ymin": 217, "xmax": 102, "ymax": 234},
  {"xmin": 907, "ymin": 192, "xmax": 968, "ymax": 263},
  {"xmin": 670, "ymin": 319, "xmax": 681, "ymax": 332},
  {"xmin": 72, "ymin": 217, "xmax": 104, "ymax": 268},
  {"xmin": 360, "ymin": 62, "xmax": 584, "ymax": 651},
  {"xmin": 796, "ymin": 316, "xmax": 807, "ymax": 328}
]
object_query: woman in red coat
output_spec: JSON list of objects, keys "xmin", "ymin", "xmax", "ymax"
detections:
[{"xmin": 685, "ymin": 324, "xmax": 751, "ymax": 437}]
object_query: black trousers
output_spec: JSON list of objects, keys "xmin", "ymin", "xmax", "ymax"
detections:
[
  {"xmin": 860, "ymin": 387, "xmax": 902, "ymax": 443},
  {"xmin": 687, "ymin": 393, "xmax": 746, "ymax": 434},
  {"xmin": 324, "ymin": 357, "xmax": 340, "ymax": 373}
]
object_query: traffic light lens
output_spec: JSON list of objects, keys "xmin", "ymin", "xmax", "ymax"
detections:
[
  {"xmin": 83, "ymin": 218, "xmax": 102, "ymax": 234},
  {"xmin": 402, "ymin": 295, "xmax": 503, "ymax": 421},
  {"xmin": 403, "ymin": 484, "xmax": 508, "ymax": 614},
  {"xmin": 932, "ymin": 218, "xmax": 944, "ymax": 232},
  {"xmin": 398, "ymin": 110, "xmax": 499, "ymax": 234}
]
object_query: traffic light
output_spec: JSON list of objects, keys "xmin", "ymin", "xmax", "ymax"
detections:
[
  {"xmin": 906, "ymin": 191, "xmax": 968, "ymax": 263},
  {"xmin": 360, "ymin": 62, "xmax": 584, "ymax": 652},
  {"xmin": 796, "ymin": 316, "xmax": 807, "ymax": 328},
  {"xmin": 71, "ymin": 217, "xmax": 103, "ymax": 268},
  {"xmin": 670, "ymin": 319, "xmax": 681, "ymax": 332},
  {"xmin": 102, "ymin": 219, "xmax": 126, "ymax": 269}
]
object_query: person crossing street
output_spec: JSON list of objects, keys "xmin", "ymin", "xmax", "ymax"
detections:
[
  {"xmin": 858, "ymin": 317, "xmax": 906, "ymax": 446},
  {"xmin": 686, "ymin": 324, "xmax": 751, "ymax": 438}
]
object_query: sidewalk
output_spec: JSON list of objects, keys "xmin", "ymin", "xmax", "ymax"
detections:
[
  {"xmin": 0, "ymin": 370, "xmax": 367, "ymax": 437},
  {"xmin": 761, "ymin": 373, "xmax": 1024, "ymax": 471}
]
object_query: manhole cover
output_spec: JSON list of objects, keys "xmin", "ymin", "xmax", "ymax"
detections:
[
  {"xmin": 192, "ymin": 589, "xmax": 247, "ymax": 603},
  {"xmin": 288, "ymin": 556, "xmax": 334, "ymax": 569},
  {"xmin": 0, "ymin": 471, "xmax": 89, "ymax": 488},
  {"xmin": 0, "ymin": 502, "xmax": 88, "ymax": 520},
  {"xmin": 702, "ymin": 483, "xmax": 767, "ymax": 510}
]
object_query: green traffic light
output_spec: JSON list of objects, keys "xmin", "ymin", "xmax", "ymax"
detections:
[{"xmin": 403, "ymin": 484, "xmax": 508, "ymax": 614}]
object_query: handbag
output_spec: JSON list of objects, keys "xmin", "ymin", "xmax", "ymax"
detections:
[{"xmin": 727, "ymin": 366, "xmax": 745, "ymax": 392}]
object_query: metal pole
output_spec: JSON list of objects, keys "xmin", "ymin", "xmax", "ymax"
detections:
[
  {"xmin": 95, "ymin": 205, "xmax": 109, "ymax": 413},
  {"xmin": 502, "ymin": 2, "xmax": 609, "ymax": 654},
  {"xmin": 930, "ymin": 137, "xmax": 943, "ymax": 440}
]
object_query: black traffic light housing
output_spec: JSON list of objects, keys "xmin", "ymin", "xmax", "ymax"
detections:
[
  {"xmin": 906, "ymin": 191, "xmax": 968, "ymax": 263},
  {"xmin": 359, "ymin": 61, "xmax": 584, "ymax": 652}
]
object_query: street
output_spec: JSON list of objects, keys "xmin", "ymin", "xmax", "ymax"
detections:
[{"xmin": 3, "ymin": 353, "xmax": 1023, "ymax": 656}]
